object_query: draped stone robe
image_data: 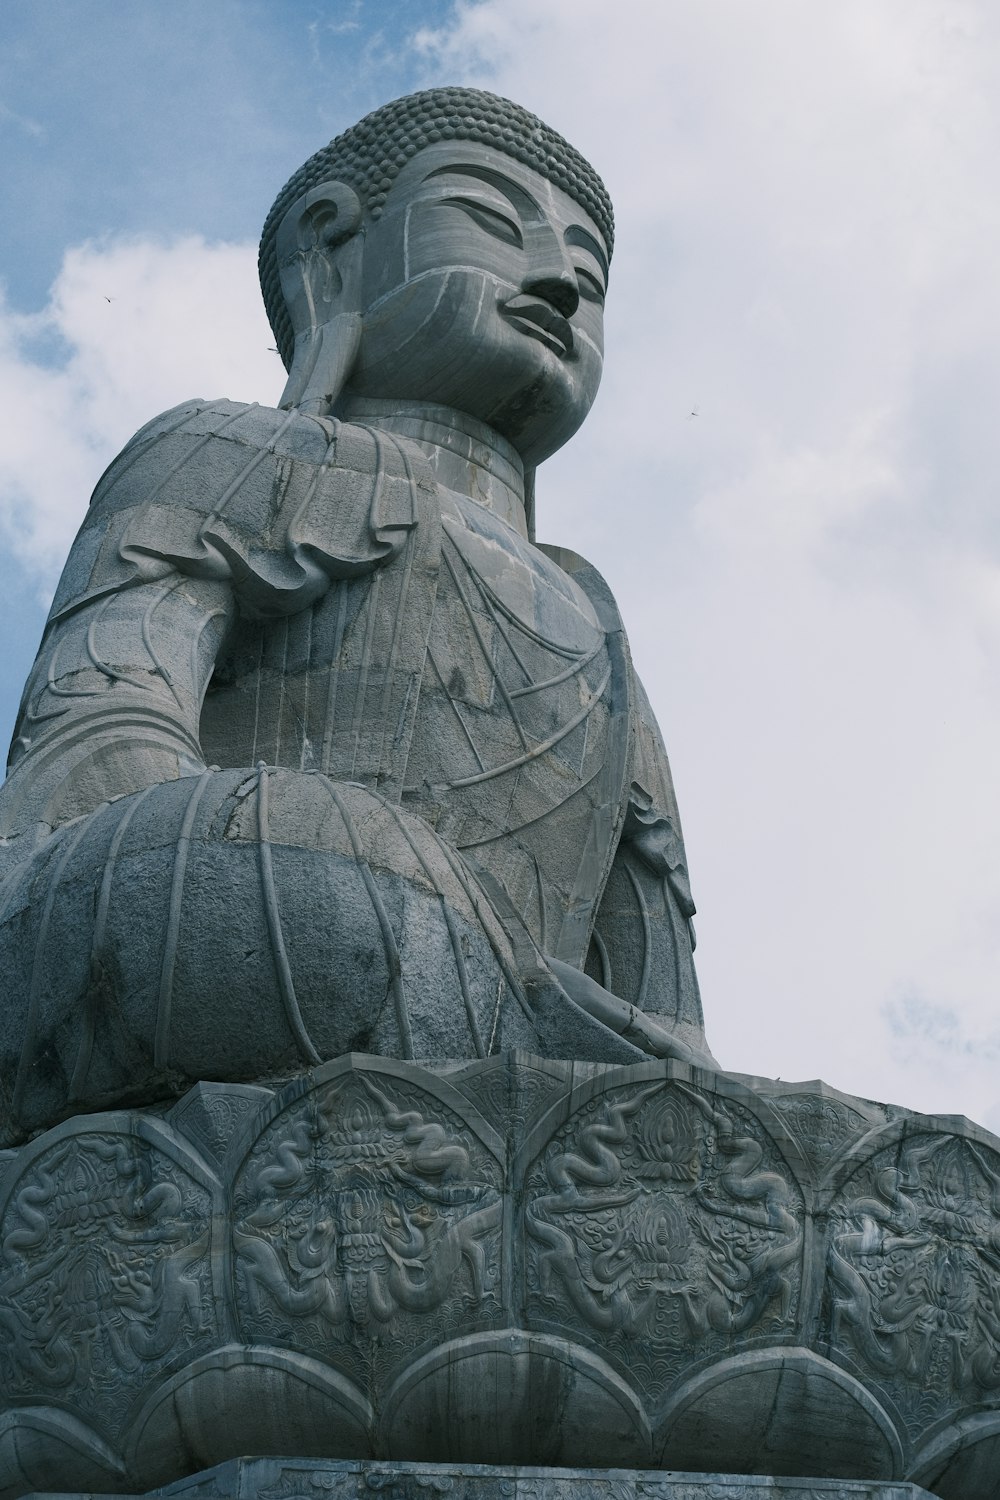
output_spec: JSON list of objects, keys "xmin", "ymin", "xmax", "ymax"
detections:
[{"xmin": 0, "ymin": 400, "xmax": 709, "ymax": 1141}]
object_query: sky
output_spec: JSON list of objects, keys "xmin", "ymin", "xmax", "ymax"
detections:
[{"xmin": 2, "ymin": 0, "xmax": 999, "ymax": 1133}]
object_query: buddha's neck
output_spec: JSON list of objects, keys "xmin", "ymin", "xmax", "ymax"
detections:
[{"xmin": 338, "ymin": 398, "xmax": 528, "ymax": 537}]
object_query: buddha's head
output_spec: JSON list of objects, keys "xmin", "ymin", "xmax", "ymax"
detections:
[{"xmin": 259, "ymin": 88, "xmax": 613, "ymax": 468}]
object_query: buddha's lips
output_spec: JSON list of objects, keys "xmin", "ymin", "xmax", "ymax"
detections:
[{"xmin": 500, "ymin": 295, "xmax": 574, "ymax": 357}]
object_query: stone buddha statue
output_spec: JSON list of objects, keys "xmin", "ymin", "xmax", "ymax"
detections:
[
  {"xmin": 0, "ymin": 88, "xmax": 714, "ymax": 1145},
  {"xmin": 4, "ymin": 89, "xmax": 1000, "ymax": 1500}
]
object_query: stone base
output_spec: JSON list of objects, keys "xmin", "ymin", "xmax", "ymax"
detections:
[
  {"xmin": 23, "ymin": 1456, "xmax": 938, "ymax": 1500},
  {"xmin": 4, "ymin": 1053, "xmax": 999, "ymax": 1498}
]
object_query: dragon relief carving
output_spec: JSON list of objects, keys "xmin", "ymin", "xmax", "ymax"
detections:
[
  {"xmin": 233, "ymin": 1074, "xmax": 502, "ymax": 1350},
  {"xmin": 827, "ymin": 1131, "xmax": 1000, "ymax": 1404},
  {"xmin": 512, "ymin": 1483, "xmax": 633, "ymax": 1500},
  {"xmin": 525, "ymin": 1081, "xmax": 802, "ymax": 1349},
  {"xmin": 0, "ymin": 1130, "xmax": 213, "ymax": 1406},
  {"xmin": 768, "ymin": 1091, "xmax": 877, "ymax": 1178}
]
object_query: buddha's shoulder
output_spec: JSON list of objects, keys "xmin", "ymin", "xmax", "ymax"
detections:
[
  {"xmin": 538, "ymin": 541, "xmax": 627, "ymax": 628},
  {"xmin": 86, "ymin": 400, "xmax": 430, "ymax": 521}
]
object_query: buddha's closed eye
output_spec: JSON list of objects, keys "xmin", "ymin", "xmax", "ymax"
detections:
[
  {"xmin": 575, "ymin": 267, "xmax": 605, "ymax": 304},
  {"xmin": 442, "ymin": 193, "xmax": 523, "ymax": 248}
]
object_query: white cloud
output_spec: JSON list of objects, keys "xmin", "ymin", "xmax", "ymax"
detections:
[
  {"xmin": 0, "ymin": 100, "xmax": 45, "ymax": 140},
  {"xmin": 0, "ymin": 235, "xmax": 283, "ymax": 581},
  {"xmin": 2, "ymin": 2, "xmax": 999, "ymax": 1134},
  {"xmin": 413, "ymin": 0, "xmax": 1000, "ymax": 1128}
]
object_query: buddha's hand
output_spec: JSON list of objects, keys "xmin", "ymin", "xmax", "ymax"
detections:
[{"xmin": 545, "ymin": 956, "xmax": 715, "ymax": 1070}]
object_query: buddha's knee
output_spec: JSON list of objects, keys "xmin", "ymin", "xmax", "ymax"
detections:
[{"xmin": 0, "ymin": 767, "xmax": 535, "ymax": 1142}]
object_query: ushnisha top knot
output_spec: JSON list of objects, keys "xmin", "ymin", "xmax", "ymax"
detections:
[{"xmin": 259, "ymin": 86, "xmax": 615, "ymax": 369}]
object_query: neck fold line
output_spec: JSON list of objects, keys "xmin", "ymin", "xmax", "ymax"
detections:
[{"xmin": 336, "ymin": 398, "xmax": 527, "ymax": 535}]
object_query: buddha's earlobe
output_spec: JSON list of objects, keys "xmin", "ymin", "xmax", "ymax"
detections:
[{"xmin": 275, "ymin": 180, "xmax": 365, "ymax": 415}]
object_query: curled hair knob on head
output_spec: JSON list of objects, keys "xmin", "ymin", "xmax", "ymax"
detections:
[{"xmin": 259, "ymin": 86, "xmax": 614, "ymax": 370}]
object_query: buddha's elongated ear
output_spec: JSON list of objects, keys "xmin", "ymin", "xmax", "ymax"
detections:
[{"xmin": 275, "ymin": 180, "xmax": 365, "ymax": 415}]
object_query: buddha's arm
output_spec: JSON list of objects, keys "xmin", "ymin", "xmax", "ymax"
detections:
[
  {"xmin": 584, "ymin": 668, "xmax": 716, "ymax": 1064},
  {"xmin": 0, "ymin": 573, "xmax": 235, "ymax": 836},
  {"xmin": 0, "ymin": 400, "xmax": 419, "ymax": 837}
]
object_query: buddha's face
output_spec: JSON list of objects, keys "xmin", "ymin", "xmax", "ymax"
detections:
[{"xmin": 341, "ymin": 140, "xmax": 609, "ymax": 467}]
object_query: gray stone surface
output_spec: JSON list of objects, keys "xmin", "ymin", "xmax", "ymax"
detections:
[
  {"xmin": 19, "ymin": 1455, "xmax": 938, "ymax": 1500},
  {"xmin": 0, "ymin": 89, "xmax": 709, "ymax": 1147},
  {"xmin": 1, "ymin": 1056, "xmax": 998, "ymax": 1498},
  {"xmin": 0, "ymin": 86, "xmax": 995, "ymax": 1500}
]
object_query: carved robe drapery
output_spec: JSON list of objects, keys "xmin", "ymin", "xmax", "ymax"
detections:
[{"xmin": 0, "ymin": 400, "xmax": 708, "ymax": 1140}]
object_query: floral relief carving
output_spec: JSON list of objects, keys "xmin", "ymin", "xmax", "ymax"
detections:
[
  {"xmin": 2, "ymin": 1062, "xmax": 999, "ymax": 1494},
  {"xmin": 232, "ymin": 1071, "xmax": 503, "ymax": 1384},
  {"xmin": 769, "ymin": 1091, "xmax": 878, "ymax": 1178},
  {"xmin": 524, "ymin": 1080, "xmax": 803, "ymax": 1385},
  {"xmin": 827, "ymin": 1131, "xmax": 1000, "ymax": 1427},
  {"xmin": 0, "ymin": 1126, "xmax": 215, "ymax": 1421}
]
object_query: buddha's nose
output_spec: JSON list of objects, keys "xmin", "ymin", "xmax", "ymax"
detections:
[
  {"xmin": 521, "ymin": 223, "xmax": 580, "ymax": 318},
  {"xmin": 522, "ymin": 271, "xmax": 579, "ymax": 319}
]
